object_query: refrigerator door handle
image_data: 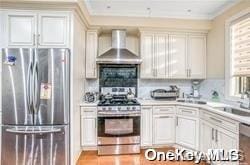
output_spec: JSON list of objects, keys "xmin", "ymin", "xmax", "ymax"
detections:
[
  {"xmin": 33, "ymin": 60, "xmax": 39, "ymax": 114},
  {"xmin": 6, "ymin": 127, "xmax": 61, "ymax": 134},
  {"xmin": 27, "ymin": 60, "xmax": 34, "ymax": 114}
]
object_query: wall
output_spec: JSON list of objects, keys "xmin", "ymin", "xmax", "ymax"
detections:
[
  {"xmin": 90, "ymin": 16, "xmax": 212, "ymax": 30},
  {"xmin": 70, "ymin": 12, "xmax": 86, "ymax": 164},
  {"xmin": 207, "ymin": 0, "xmax": 250, "ymax": 78}
]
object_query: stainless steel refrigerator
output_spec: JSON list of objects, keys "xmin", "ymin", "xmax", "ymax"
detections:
[{"xmin": 1, "ymin": 48, "xmax": 70, "ymax": 165}]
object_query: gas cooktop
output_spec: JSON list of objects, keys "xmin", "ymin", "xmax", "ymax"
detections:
[{"xmin": 98, "ymin": 99, "xmax": 140, "ymax": 106}]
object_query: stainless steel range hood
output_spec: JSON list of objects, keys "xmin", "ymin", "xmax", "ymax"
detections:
[{"xmin": 96, "ymin": 30, "xmax": 142, "ymax": 64}]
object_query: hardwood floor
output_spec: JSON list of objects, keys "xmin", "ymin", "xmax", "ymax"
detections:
[{"xmin": 77, "ymin": 148, "xmax": 208, "ymax": 165}]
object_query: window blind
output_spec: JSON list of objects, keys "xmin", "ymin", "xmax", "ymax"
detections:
[{"xmin": 232, "ymin": 15, "xmax": 250, "ymax": 76}]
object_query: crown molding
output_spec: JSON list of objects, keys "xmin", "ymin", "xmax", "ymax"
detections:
[{"xmin": 0, "ymin": 1, "xmax": 91, "ymax": 28}]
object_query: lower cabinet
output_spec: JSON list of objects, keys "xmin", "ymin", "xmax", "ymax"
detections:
[
  {"xmin": 200, "ymin": 119, "xmax": 239, "ymax": 165},
  {"xmin": 141, "ymin": 106, "xmax": 153, "ymax": 147},
  {"xmin": 153, "ymin": 114, "xmax": 175, "ymax": 144},
  {"xmin": 81, "ymin": 107, "xmax": 97, "ymax": 147},
  {"xmin": 200, "ymin": 120, "xmax": 216, "ymax": 153},
  {"xmin": 176, "ymin": 115, "xmax": 199, "ymax": 150}
]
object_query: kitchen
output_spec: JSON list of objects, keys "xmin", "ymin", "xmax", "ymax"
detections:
[{"xmin": 0, "ymin": 0, "xmax": 250, "ymax": 165}]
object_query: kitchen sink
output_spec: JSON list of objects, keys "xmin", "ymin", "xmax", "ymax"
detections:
[
  {"xmin": 177, "ymin": 99, "xmax": 207, "ymax": 105},
  {"xmin": 217, "ymin": 107, "xmax": 250, "ymax": 117}
]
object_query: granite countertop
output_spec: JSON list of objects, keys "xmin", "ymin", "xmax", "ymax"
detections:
[
  {"xmin": 79, "ymin": 101, "xmax": 99, "ymax": 106},
  {"xmin": 79, "ymin": 99, "xmax": 250, "ymax": 125},
  {"xmin": 138, "ymin": 99, "xmax": 250, "ymax": 125}
]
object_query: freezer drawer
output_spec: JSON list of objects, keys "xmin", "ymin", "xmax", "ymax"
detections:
[{"xmin": 1, "ymin": 125, "xmax": 69, "ymax": 165}]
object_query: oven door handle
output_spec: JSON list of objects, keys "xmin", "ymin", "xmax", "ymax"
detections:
[{"xmin": 97, "ymin": 112, "xmax": 141, "ymax": 117}]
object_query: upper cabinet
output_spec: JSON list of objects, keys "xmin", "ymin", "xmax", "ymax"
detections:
[
  {"xmin": 6, "ymin": 12, "xmax": 37, "ymax": 46},
  {"xmin": 38, "ymin": 13, "xmax": 69, "ymax": 47},
  {"xmin": 140, "ymin": 31, "xmax": 206, "ymax": 79},
  {"xmin": 140, "ymin": 33, "xmax": 155, "ymax": 78},
  {"xmin": 169, "ymin": 34, "xmax": 187, "ymax": 78},
  {"xmin": 188, "ymin": 35, "xmax": 206, "ymax": 79},
  {"xmin": 3, "ymin": 11, "xmax": 70, "ymax": 48},
  {"xmin": 85, "ymin": 30, "xmax": 98, "ymax": 79}
]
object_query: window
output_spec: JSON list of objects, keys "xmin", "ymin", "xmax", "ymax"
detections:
[{"xmin": 225, "ymin": 11, "xmax": 250, "ymax": 99}]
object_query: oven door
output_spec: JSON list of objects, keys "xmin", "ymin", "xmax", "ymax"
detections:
[{"xmin": 97, "ymin": 115, "xmax": 140, "ymax": 145}]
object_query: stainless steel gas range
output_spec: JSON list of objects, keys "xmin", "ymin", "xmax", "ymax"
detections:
[
  {"xmin": 97, "ymin": 87, "xmax": 141, "ymax": 155},
  {"xmin": 97, "ymin": 64, "xmax": 141, "ymax": 155}
]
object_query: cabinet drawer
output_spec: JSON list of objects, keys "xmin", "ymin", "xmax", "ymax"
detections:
[
  {"xmin": 81, "ymin": 107, "xmax": 97, "ymax": 118},
  {"xmin": 177, "ymin": 106, "xmax": 198, "ymax": 117},
  {"xmin": 153, "ymin": 106, "xmax": 175, "ymax": 114},
  {"xmin": 201, "ymin": 111, "xmax": 239, "ymax": 133}
]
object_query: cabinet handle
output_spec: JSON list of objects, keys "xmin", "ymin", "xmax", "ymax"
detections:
[
  {"xmin": 215, "ymin": 129, "xmax": 218, "ymax": 142},
  {"xmin": 182, "ymin": 110, "xmax": 193, "ymax": 113},
  {"xmin": 176, "ymin": 117, "xmax": 178, "ymax": 126},
  {"xmin": 189, "ymin": 69, "xmax": 191, "ymax": 77},
  {"xmin": 158, "ymin": 116, "xmax": 170, "ymax": 118},
  {"xmin": 84, "ymin": 110, "xmax": 93, "ymax": 112},
  {"xmin": 209, "ymin": 117, "xmax": 222, "ymax": 123},
  {"xmin": 159, "ymin": 109, "xmax": 170, "ymax": 111},
  {"xmin": 212, "ymin": 128, "xmax": 214, "ymax": 140}
]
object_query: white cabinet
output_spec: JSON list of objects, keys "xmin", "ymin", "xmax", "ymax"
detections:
[
  {"xmin": 85, "ymin": 30, "xmax": 98, "ymax": 79},
  {"xmin": 81, "ymin": 117, "xmax": 97, "ymax": 146},
  {"xmin": 200, "ymin": 119, "xmax": 238, "ymax": 165},
  {"xmin": 169, "ymin": 34, "xmax": 187, "ymax": 78},
  {"xmin": 153, "ymin": 115, "xmax": 175, "ymax": 144},
  {"xmin": 6, "ymin": 12, "xmax": 37, "ymax": 46},
  {"xmin": 188, "ymin": 35, "xmax": 206, "ymax": 79},
  {"xmin": 38, "ymin": 13, "xmax": 69, "ymax": 47},
  {"xmin": 140, "ymin": 33, "xmax": 155, "ymax": 78},
  {"xmin": 140, "ymin": 33, "xmax": 169, "ymax": 79},
  {"xmin": 176, "ymin": 115, "xmax": 199, "ymax": 150},
  {"xmin": 154, "ymin": 35, "xmax": 168, "ymax": 78},
  {"xmin": 81, "ymin": 107, "xmax": 97, "ymax": 147},
  {"xmin": 200, "ymin": 120, "xmax": 216, "ymax": 153},
  {"xmin": 4, "ymin": 11, "xmax": 70, "ymax": 47},
  {"xmin": 140, "ymin": 31, "xmax": 206, "ymax": 79},
  {"xmin": 141, "ymin": 106, "xmax": 153, "ymax": 147}
]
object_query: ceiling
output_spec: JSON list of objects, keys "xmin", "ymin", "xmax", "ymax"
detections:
[{"xmin": 84, "ymin": 0, "xmax": 239, "ymax": 20}]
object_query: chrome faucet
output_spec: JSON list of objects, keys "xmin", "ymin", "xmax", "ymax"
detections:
[{"xmin": 239, "ymin": 91, "xmax": 250, "ymax": 110}]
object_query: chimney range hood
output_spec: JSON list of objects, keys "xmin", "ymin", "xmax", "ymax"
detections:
[{"xmin": 96, "ymin": 30, "xmax": 142, "ymax": 64}]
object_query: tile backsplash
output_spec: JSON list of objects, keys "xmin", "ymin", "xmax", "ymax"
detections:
[
  {"xmin": 85, "ymin": 78, "xmax": 227, "ymax": 101},
  {"xmin": 138, "ymin": 79, "xmax": 192, "ymax": 99}
]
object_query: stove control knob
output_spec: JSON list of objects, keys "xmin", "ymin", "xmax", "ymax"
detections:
[
  {"xmin": 132, "ymin": 107, "xmax": 136, "ymax": 110},
  {"xmin": 108, "ymin": 107, "xmax": 112, "ymax": 111},
  {"xmin": 118, "ymin": 107, "xmax": 121, "ymax": 111},
  {"xmin": 127, "ymin": 107, "xmax": 130, "ymax": 110},
  {"xmin": 102, "ymin": 107, "xmax": 106, "ymax": 111}
]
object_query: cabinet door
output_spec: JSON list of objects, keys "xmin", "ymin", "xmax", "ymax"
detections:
[
  {"xmin": 141, "ymin": 106, "xmax": 153, "ymax": 147},
  {"xmin": 200, "ymin": 120, "xmax": 216, "ymax": 153},
  {"xmin": 153, "ymin": 115, "xmax": 175, "ymax": 144},
  {"xmin": 217, "ymin": 127, "xmax": 238, "ymax": 165},
  {"xmin": 176, "ymin": 116, "xmax": 199, "ymax": 149},
  {"xmin": 169, "ymin": 34, "xmax": 187, "ymax": 78},
  {"xmin": 38, "ymin": 13, "xmax": 69, "ymax": 47},
  {"xmin": 86, "ymin": 31, "xmax": 98, "ymax": 79},
  {"xmin": 81, "ymin": 117, "xmax": 97, "ymax": 146},
  {"xmin": 140, "ymin": 33, "xmax": 155, "ymax": 78},
  {"xmin": 6, "ymin": 12, "xmax": 37, "ymax": 46},
  {"xmin": 188, "ymin": 35, "xmax": 206, "ymax": 79},
  {"xmin": 155, "ymin": 35, "xmax": 168, "ymax": 78}
]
